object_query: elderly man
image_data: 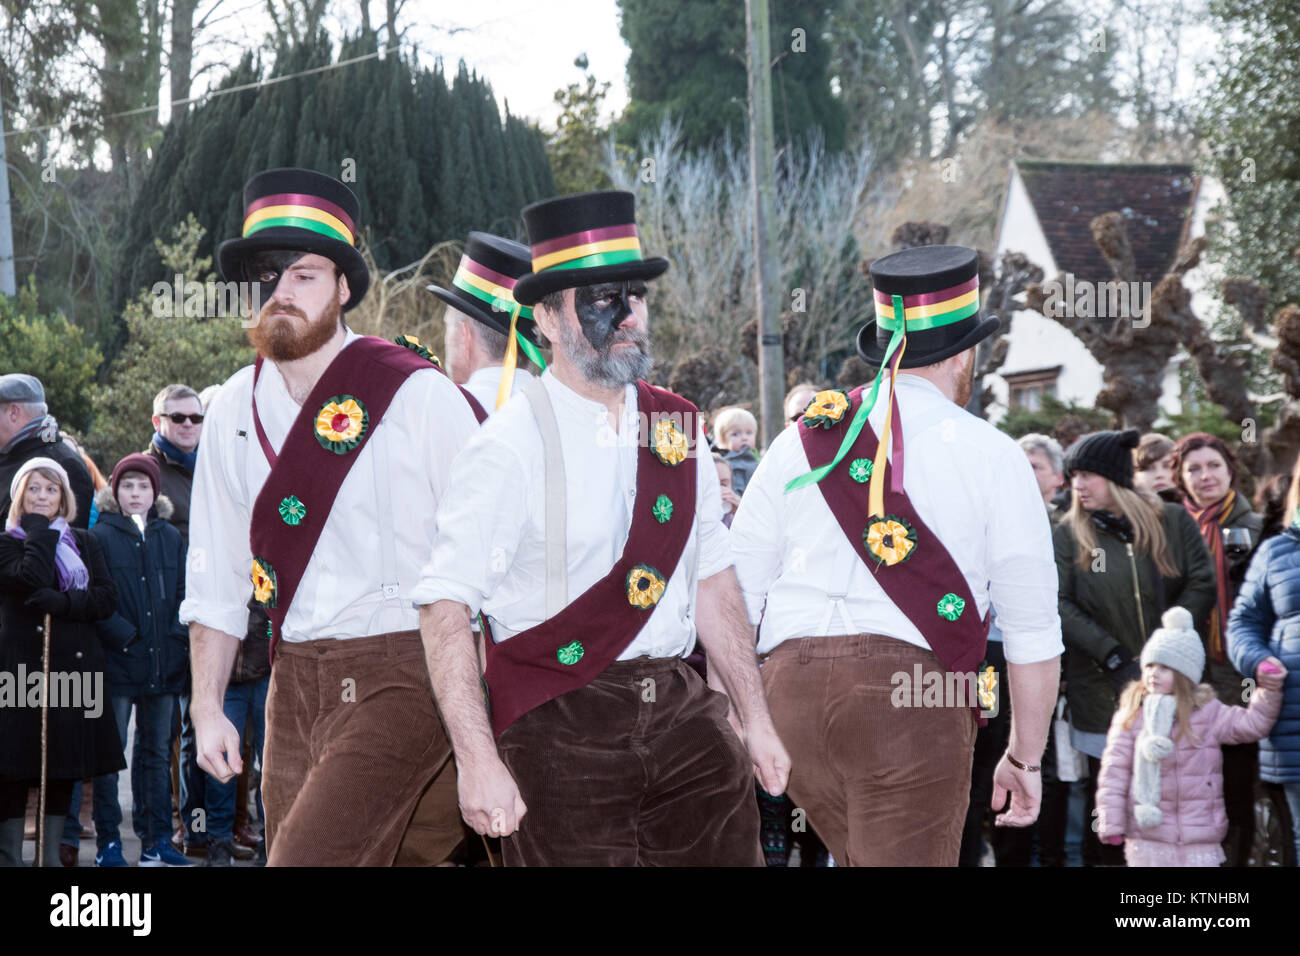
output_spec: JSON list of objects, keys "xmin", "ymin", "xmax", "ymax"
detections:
[
  {"xmin": 414, "ymin": 190, "xmax": 788, "ymax": 866},
  {"xmin": 428, "ymin": 231, "xmax": 545, "ymax": 417},
  {"xmin": 1019, "ymin": 432, "xmax": 1066, "ymax": 516},
  {"xmin": 0, "ymin": 374, "xmax": 95, "ymax": 528},
  {"xmin": 731, "ymin": 245, "xmax": 1063, "ymax": 866},
  {"xmin": 181, "ymin": 167, "xmax": 478, "ymax": 865}
]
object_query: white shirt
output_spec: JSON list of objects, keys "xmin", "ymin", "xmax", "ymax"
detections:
[
  {"xmin": 179, "ymin": 330, "xmax": 480, "ymax": 642},
  {"xmin": 411, "ymin": 370, "xmax": 731, "ymax": 660},
  {"xmin": 730, "ymin": 373, "xmax": 1063, "ymax": 664},
  {"xmin": 463, "ymin": 365, "xmax": 534, "ymax": 415}
]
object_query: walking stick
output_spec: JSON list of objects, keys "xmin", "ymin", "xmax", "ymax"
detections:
[{"xmin": 35, "ymin": 612, "xmax": 51, "ymax": 867}]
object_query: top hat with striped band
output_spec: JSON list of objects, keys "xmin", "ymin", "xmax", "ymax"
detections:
[
  {"xmin": 855, "ymin": 245, "xmax": 999, "ymax": 368},
  {"xmin": 512, "ymin": 190, "xmax": 668, "ymax": 307},
  {"xmin": 426, "ymin": 232, "xmax": 540, "ymax": 348},
  {"xmin": 218, "ymin": 167, "xmax": 370, "ymax": 311}
]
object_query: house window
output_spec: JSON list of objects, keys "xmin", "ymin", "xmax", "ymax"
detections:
[{"xmin": 1004, "ymin": 367, "xmax": 1062, "ymax": 412}]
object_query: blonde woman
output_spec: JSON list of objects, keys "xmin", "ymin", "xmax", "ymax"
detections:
[
  {"xmin": 0, "ymin": 458, "xmax": 121, "ymax": 866},
  {"xmin": 1052, "ymin": 429, "xmax": 1216, "ymax": 865}
]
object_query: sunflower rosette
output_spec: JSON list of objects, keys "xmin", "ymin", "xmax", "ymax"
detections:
[
  {"xmin": 395, "ymin": 334, "xmax": 442, "ymax": 368},
  {"xmin": 801, "ymin": 388, "xmax": 851, "ymax": 428},
  {"xmin": 862, "ymin": 514, "xmax": 917, "ymax": 566},
  {"xmin": 251, "ymin": 557, "xmax": 277, "ymax": 608},
  {"xmin": 314, "ymin": 395, "xmax": 369, "ymax": 454},
  {"xmin": 650, "ymin": 418, "xmax": 689, "ymax": 467},
  {"xmin": 626, "ymin": 564, "xmax": 667, "ymax": 609}
]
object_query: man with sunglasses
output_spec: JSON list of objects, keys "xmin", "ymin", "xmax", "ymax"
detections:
[{"xmin": 146, "ymin": 384, "xmax": 204, "ymax": 550}]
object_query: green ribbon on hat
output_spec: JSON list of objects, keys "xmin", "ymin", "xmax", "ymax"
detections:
[{"xmin": 785, "ymin": 294, "xmax": 908, "ymax": 494}]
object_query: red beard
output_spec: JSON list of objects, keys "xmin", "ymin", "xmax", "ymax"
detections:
[{"xmin": 247, "ymin": 297, "xmax": 342, "ymax": 361}]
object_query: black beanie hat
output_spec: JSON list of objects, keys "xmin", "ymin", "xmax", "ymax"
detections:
[{"xmin": 1062, "ymin": 429, "xmax": 1141, "ymax": 488}]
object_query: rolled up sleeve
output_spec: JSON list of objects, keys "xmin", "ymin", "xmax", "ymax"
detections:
[
  {"xmin": 178, "ymin": 385, "xmax": 254, "ymax": 640},
  {"xmin": 411, "ymin": 432, "xmax": 530, "ymax": 617},
  {"xmin": 985, "ymin": 444, "xmax": 1063, "ymax": 664}
]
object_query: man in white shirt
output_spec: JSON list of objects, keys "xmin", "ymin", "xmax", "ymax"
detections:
[
  {"xmin": 414, "ymin": 191, "xmax": 789, "ymax": 866},
  {"xmin": 180, "ymin": 168, "xmax": 479, "ymax": 865},
  {"xmin": 428, "ymin": 232, "xmax": 544, "ymax": 417},
  {"xmin": 730, "ymin": 245, "xmax": 1062, "ymax": 866}
]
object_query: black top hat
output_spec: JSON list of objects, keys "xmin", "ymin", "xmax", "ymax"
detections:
[
  {"xmin": 513, "ymin": 191, "xmax": 668, "ymax": 306},
  {"xmin": 425, "ymin": 233, "xmax": 539, "ymax": 346},
  {"xmin": 856, "ymin": 245, "xmax": 999, "ymax": 368},
  {"xmin": 217, "ymin": 167, "xmax": 370, "ymax": 311}
]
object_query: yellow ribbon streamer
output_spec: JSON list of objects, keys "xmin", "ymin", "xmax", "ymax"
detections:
[
  {"xmin": 867, "ymin": 334, "xmax": 906, "ymax": 517},
  {"xmin": 495, "ymin": 303, "xmax": 523, "ymax": 409}
]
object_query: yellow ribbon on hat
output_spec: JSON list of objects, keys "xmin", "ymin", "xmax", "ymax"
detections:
[{"xmin": 495, "ymin": 302, "xmax": 523, "ymax": 409}]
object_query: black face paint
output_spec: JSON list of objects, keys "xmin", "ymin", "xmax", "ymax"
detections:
[
  {"xmin": 242, "ymin": 249, "xmax": 309, "ymax": 311},
  {"xmin": 573, "ymin": 281, "xmax": 646, "ymax": 351}
]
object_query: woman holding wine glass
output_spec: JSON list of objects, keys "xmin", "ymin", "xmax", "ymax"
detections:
[{"xmin": 1171, "ymin": 432, "xmax": 1264, "ymax": 866}]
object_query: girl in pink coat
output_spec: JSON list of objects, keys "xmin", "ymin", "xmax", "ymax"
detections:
[{"xmin": 1096, "ymin": 606, "xmax": 1286, "ymax": 866}]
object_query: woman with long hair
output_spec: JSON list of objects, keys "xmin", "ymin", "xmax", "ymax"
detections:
[
  {"xmin": 0, "ymin": 458, "xmax": 122, "ymax": 866},
  {"xmin": 1053, "ymin": 429, "xmax": 1216, "ymax": 865},
  {"xmin": 1227, "ymin": 451, "xmax": 1300, "ymax": 866},
  {"xmin": 1170, "ymin": 431, "xmax": 1264, "ymax": 865}
]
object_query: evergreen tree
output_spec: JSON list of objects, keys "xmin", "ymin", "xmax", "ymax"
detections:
[{"xmin": 617, "ymin": 0, "xmax": 846, "ymax": 153}]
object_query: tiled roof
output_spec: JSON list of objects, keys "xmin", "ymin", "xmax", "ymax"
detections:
[{"xmin": 1014, "ymin": 160, "xmax": 1197, "ymax": 284}]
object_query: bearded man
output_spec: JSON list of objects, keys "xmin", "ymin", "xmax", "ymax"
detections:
[
  {"xmin": 179, "ymin": 167, "xmax": 479, "ymax": 865},
  {"xmin": 412, "ymin": 190, "xmax": 789, "ymax": 866}
]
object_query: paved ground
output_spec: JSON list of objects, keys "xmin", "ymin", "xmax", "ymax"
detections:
[{"xmin": 22, "ymin": 709, "xmax": 261, "ymax": 868}]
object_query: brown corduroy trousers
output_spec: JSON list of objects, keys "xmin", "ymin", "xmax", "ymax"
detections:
[
  {"xmin": 761, "ymin": 633, "xmax": 977, "ymax": 867},
  {"xmin": 261, "ymin": 630, "xmax": 459, "ymax": 866},
  {"xmin": 497, "ymin": 656, "xmax": 763, "ymax": 867}
]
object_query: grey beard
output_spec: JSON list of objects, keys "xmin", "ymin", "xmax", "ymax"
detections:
[{"xmin": 557, "ymin": 319, "xmax": 653, "ymax": 388}]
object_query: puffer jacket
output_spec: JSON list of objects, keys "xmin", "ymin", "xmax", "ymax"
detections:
[
  {"xmin": 90, "ymin": 487, "xmax": 188, "ymax": 696},
  {"xmin": 1227, "ymin": 525, "xmax": 1300, "ymax": 783},
  {"xmin": 1095, "ymin": 685, "xmax": 1282, "ymax": 845},
  {"xmin": 1054, "ymin": 501, "xmax": 1217, "ymax": 733}
]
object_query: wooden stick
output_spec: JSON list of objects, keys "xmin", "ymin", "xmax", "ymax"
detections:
[{"xmin": 35, "ymin": 612, "xmax": 51, "ymax": 867}]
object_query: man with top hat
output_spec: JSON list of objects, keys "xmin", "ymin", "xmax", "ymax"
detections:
[
  {"xmin": 427, "ymin": 232, "xmax": 547, "ymax": 418},
  {"xmin": 729, "ymin": 245, "xmax": 1063, "ymax": 866},
  {"xmin": 179, "ymin": 167, "xmax": 479, "ymax": 865},
  {"xmin": 413, "ymin": 190, "xmax": 789, "ymax": 866}
]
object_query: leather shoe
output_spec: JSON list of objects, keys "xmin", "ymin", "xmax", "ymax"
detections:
[
  {"xmin": 182, "ymin": 841, "xmax": 208, "ymax": 859},
  {"xmin": 233, "ymin": 823, "xmax": 262, "ymax": 849},
  {"xmin": 59, "ymin": 844, "xmax": 78, "ymax": 867}
]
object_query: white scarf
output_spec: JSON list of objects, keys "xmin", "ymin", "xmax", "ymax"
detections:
[{"xmin": 1132, "ymin": 693, "xmax": 1177, "ymax": 828}]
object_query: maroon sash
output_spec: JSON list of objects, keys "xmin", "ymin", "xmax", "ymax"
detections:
[
  {"xmin": 799, "ymin": 386, "xmax": 990, "ymax": 723},
  {"xmin": 249, "ymin": 336, "xmax": 437, "ymax": 658},
  {"xmin": 458, "ymin": 387, "xmax": 488, "ymax": 424},
  {"xmin": 483, "ymin": 382, "xmax": 699, "ymax": 737}
]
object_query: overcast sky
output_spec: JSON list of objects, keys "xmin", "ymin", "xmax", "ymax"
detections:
[{"xmin": 190, "ymin": 0, "xmax": 632, "ymax": 129}]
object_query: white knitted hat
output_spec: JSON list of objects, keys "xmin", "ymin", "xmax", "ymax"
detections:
[{"xmin": 1140, "ymin": 606, "xmax": 1205, "ymax": 684}]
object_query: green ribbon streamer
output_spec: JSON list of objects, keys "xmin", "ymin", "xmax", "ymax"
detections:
[
  {"xmin": 516, "ymin": 330, "xmax": 546, "ymax": 369},
  {"xmin": 245, "ymin": 216, "xmax": 351, "ymax": 244},
  {"xmin": 544, "ymin": 248, "xmax": 643, "ymax": 271},
  {"xmin": 784, "ymin": 294, "xmax": 908, "ymax": 494},
  {"xmin": 876, "ymin": 298, "xmax": 979, "ymax": 330}
]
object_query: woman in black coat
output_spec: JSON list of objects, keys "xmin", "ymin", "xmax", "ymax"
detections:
[{"xmin": 0, "ymin": 457, "xmax": 122, "ymax": 866}]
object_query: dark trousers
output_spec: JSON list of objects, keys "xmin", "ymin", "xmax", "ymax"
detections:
[
  {"xmin": 763, "ymin": 633, "xmax": 976, "ymax": 866},
  {"xmin": 205, "ymin": 676, "xmax": 268, "ymax": 843},
  {"xmin": 177, "ymin": 693, "xmax": 207, "ymax": 846},
  {"xmin": 93, "ymin": 694, "xmax": 175, "ymax": 849},
  {"xmin": 1221, "ymin": 742, "xmax": 1259, "ymax": 866},
  {"xmin": 261, "ymin": 630, "xmax": 456, "ymax": 866},
  {"xmin": 497, "ymin": 656, "xmax": 762, "ymax": 866},
  {"xmin": 959, "ymin": 642, "xmax": 1070, "ymax": 866}
]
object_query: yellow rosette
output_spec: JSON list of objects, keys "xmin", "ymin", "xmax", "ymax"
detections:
[
  {"xmin": 626, "ymin": 564, "xmax": 667, "ymax": 609},
  {"xmin": 862, "ymin": 515, "xmax": 917, "ymax": 566},
  {"xmin": 801, "ymin": 388, "xmax": 851, "ymax": 428},
  {"xmin": 251, "ymin": 557, "xmax": 277, "ymax": 608},
  {"xmin": 314, "ymin": 395, "xmax": 369, "ymax": 454},
  {"xmin": 650, "ymin": 418, "xmax": 689, "ymax": 466}
]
